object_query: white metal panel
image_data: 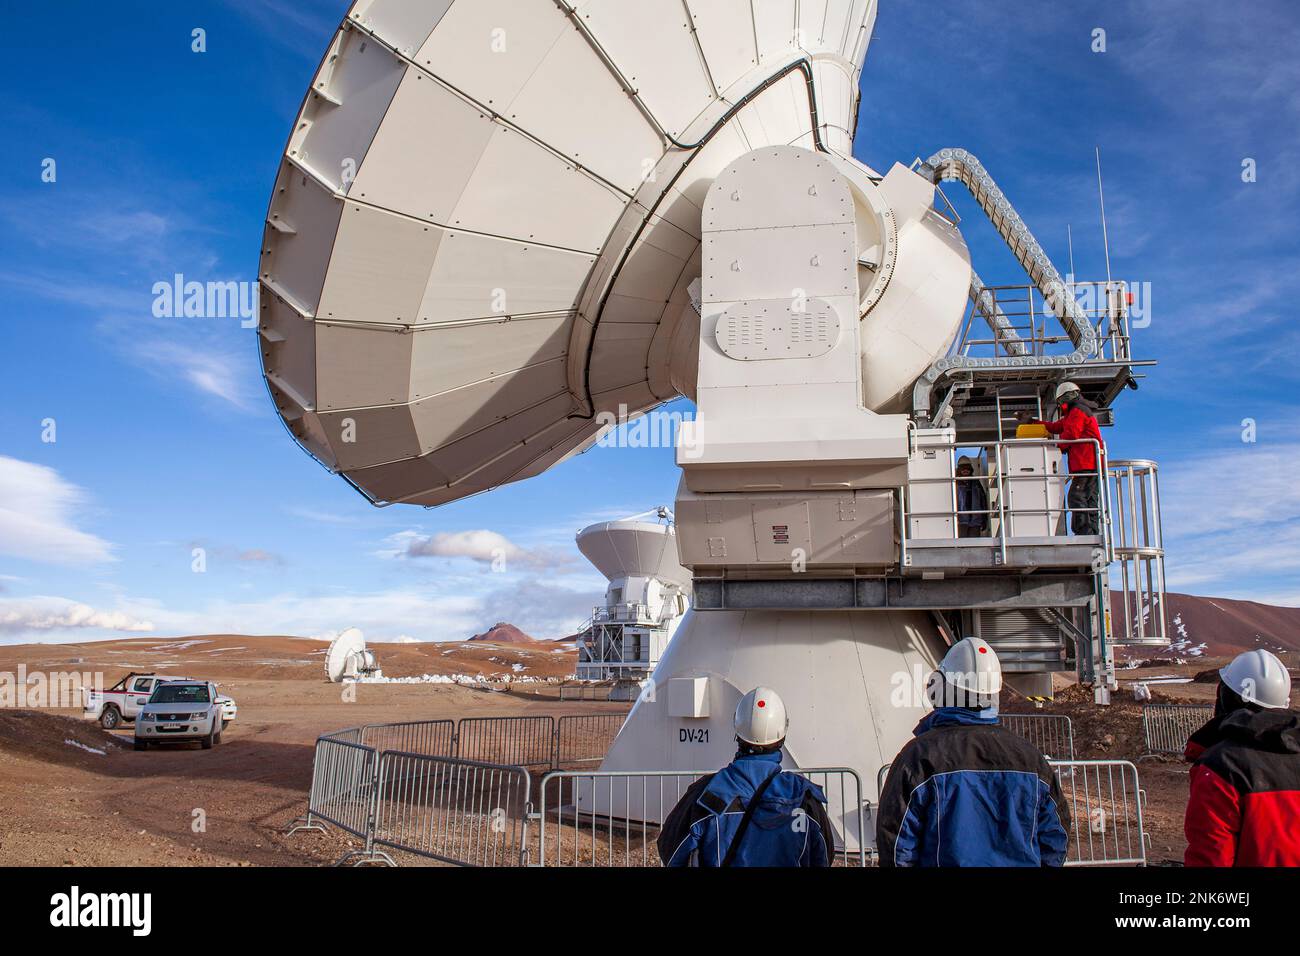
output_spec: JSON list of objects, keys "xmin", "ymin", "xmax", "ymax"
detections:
[
  {"xmin": 288, "ymin": 27, "xmax": 406, "ymax": 190},
  {"xmin": 501, "ymin": 23, "xmax": 663, "ymax": 193},
  {"xmin": 752, "ymin": 0, "xmax": 797, "ymax": 63},
  {"xmin": 589, "ymin": 322, "xmax": 659, "ymax": 393},
  {"xmin": 350, "ymin": 0, "xmax": 453, "ymax": 57},
  {"xmin": 262, "ymin": 165, "xmax": 344, "ymax": 316},
  {"xmin": 686, "ymin": 0, "xmax": 757, "ymax": 94},
  {"xmin": 449, "ymin": 124, "xmax": 628, "ymax": 253},
  {"xmin": 260, "ymin": 296, "xmax": 317, "ymax": 408},
  {"xmin": 732, "ymin": 71, "xmax": 810, "ymax": 149},
  {"xmin": 845, "ymin": 0, "xmax": 876, "ymax": 61},
  {"xmin": 314, "ymin": 324, "xmax": 413, "ymax": 410},
  {"xmin": 701, "ymin": 144, "xmax": 851, "ymax": 230},
  {"xmin": 813, "ymin": 58, "xmax": 854, "ymax": 141},
  {"xmin": 317, "ymin": 203, "xmax": 441, "ymax": 324},
  {"xmin": 805, "ymin": 0, "xmax": 855, "ymax": 51},
  {"xmin": 410, "ymin": 360, "xmax": 569, "ymax": 452},
  {"xmin": 417, "ymin": 391, "xmax": 577, "ymax": 480},
  {"xmin": 413, "ymin": 0, "xmax": 570, "ymax": 111},
  {"xmin": 318, "ymin": 403, "xmax": 422, "ymax": 470},
  {"xmin": 347, "ymin": 71, "xmax": 494, "ymax": 222},
  {"xmin": 577, "ymin": 0, "xmax": 717, "ymax": 138},
  {"xmin": 415, "ymin": 234, "xmax": 595, "ymax": 323},
  {"xmin": 408, "ymin": 314, "xmax": 571, "ymax": 400}
]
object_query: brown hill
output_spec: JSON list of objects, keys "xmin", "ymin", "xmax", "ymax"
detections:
[
  {"xmin": 1114, "ymin": 591, "xmax": 1300, "ymax": 661},
  {"xmin": 467, "ymin": 622, "xmax": 537, "ymax": 644}
]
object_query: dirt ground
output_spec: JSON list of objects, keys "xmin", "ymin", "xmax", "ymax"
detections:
[
  {"xmin": 0, "ymin": 636, "xmax": 620, "ymax": 867},
  {"xmin": 1, "ymin": 639, "xmax": 1283, "ymax": 867}
]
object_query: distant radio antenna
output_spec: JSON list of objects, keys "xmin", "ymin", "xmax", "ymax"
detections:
[
  {"xmin": 1067, "ymin": 224, "xmax": 1075, "ymax": 284},
  {"xmin": 1095, "ymin": 146, "xmax": 1113, "ymax": 285}
]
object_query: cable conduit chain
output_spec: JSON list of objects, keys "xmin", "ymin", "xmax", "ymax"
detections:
[{"xmin": 920, "ymin": 148, "xmax": 1100, "ymax": 357}]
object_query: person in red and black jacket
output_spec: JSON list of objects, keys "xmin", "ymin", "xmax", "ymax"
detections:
[
  {"xmin": 1021, "ymin": 381, "xmax": 1105, "ymax": 535},
  {"xmin": 1184, "ymin": 649, "xmax": 1300, "ymax": 866}
]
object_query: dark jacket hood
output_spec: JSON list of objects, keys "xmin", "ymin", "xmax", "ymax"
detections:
[{"xmin": 1219, "ymin": 708, "xmax": 1300, "ymax": 754}]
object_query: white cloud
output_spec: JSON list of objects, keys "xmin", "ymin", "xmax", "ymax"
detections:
[
  {"xmin": 1160, "ymin": 442, "xmax": 1300, "ymax": 600},
  {"xmin": 131, "ymin": 342, "xmax": 255, "ymax": 411},
  {"xmin": 0, "ymin": 457, "xmax": 114, "ymax": 566},
  {"xmin": 0, "ymin": 596, "xmax": 153, "ymax": 637},
  {"xmin": 386, "ymin": 529, "xmax": 574, "ymax": 570}
]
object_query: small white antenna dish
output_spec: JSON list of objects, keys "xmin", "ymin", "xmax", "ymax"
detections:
[{"xmin": 324, "ymin": 627, "xmax": 379, "ymax": 683}]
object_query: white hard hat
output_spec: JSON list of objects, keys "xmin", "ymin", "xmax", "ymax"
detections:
[
  {"xmin": 734, "ymin": 686, "xmax": 789, "ymax": 748},
  {"xmin": 927, "ymin": 638, "xmax": 1003, "ymax": 707},
  {"xmin": 1054, "ymin": 381, "xmax": 1081, "ymax": 401},
  {"xmin": 1220, "ymin": 649, "xmax": 1292, "ymax": 709}
]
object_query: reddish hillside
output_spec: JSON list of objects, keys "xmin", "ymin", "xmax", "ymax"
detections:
[
  {"xmin": 1114, "ymin": 592, "xmax": 1300, "ymax": 660},
  {"xmin": 467, "ymin": 622, "xmax": 537, "ymax": 644}
]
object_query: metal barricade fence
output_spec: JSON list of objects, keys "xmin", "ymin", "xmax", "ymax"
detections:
[
  {"xmin": 1002, "ymin": 713, "xmax": 1075, "ymax": 759},
  {"xmin": 530, "ymin": 768, "xmax": 867, "ymax": 867},
  {"xmin": 360, "ymin": 719, "xmax": 455, "ymax": 757},
  {"xmin": 305, "ymin": 736, "xmax": 379, "ymax": 841},
  {"xmin": 456, "ymin": 715, "xmax": 555, "ymax": 767},
  {"xmin": 555, "ymin": 713, "xmax": 625, "ymax": 766},
  {"xmin": 559, "ymin": 682, "xmax": 613, "ymax": 702},
  {"xmin": 1142, "ymin": 703, "xmax": 1212, "ymax": 756},
  {"xmin": 1051, "ymin": 759, "xmax": 1147, "ymax": 866},
  {"xmin": 372, "ymin": 752, "xmax": 531, "ymax": 867}
]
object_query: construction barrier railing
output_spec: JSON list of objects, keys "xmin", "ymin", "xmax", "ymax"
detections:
[
  {"xmin": 457, "ymin": 715, "xmax": 557, "ymax": 767},
  {"xmin": 346, "ymin": 714, "xmax": 632, "ymax": 771},
  {"xmin": 1002, "ymin": 713, "xmax": 1076, "ymax": 760},
  {"xmin": 1051, "ymin": 759, "xmax": 1148, "ymax": 866},
  {"xmin": 359, "ymin": 719, "xmax": 456, "ymax": 757},
  {"xmin": 559, "ymin": 682, "xmax": 615, "ymax": 702},
  {"xmin": 372, "ymin": 751, "xmax": 531, "ymax": 867},
  {"xmin": 529, "ymin": 768, "xmax": 868, "ymax": 867},
  {"xmin": 1142, "ymin": 703, "xmax": 1212, "ymax": 757},
  {"xmin": 554, "ymin": 714, "xmax": 625, "ymax": 766}
]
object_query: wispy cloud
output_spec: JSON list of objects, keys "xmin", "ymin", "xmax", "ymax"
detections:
[
  {"xmin": 0, "ymin": 595, "xmax": 153, "ymax": 637},
  {"xmin": 383, "ymin": 529, "xmax": 577, "ymax": 571},
  {"xmin": 1161, "ymin": 441, "xmax": 1300, "ymax": 599},
  {"xmin": 0, "ymin": 457, "xmax": 114, "ymax": 566}
]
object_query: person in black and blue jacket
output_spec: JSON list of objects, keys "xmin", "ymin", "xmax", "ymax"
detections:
[
  {"xmin": 876, "ymin": 638, "xmax": 1069, "ymax": 867},
  {"xmin": 657, "ymin": 687, "xmax": 834, "ymax": 867}
]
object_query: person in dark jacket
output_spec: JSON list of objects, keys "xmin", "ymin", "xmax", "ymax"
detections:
[
  {"xmin": 1184, "ymin": 649, "xmax": 1292, "ymax": 762},
  {"xmin": 955, "ymin": 456, "xmax": 988, "ymax": 537},
  {"xmin": 876, "ymin": 638, "xmax": 1070, "ymax": 867},
  {"xmin": 1185, "ymin": 649, "xmax": 1299, "ymax": 866},
  {"xmin": 658, "ymin": 687, "xmax": 834, "ymax": 867},
  {"xmin": 1023, "ymin": 381, "xmax": 1105, "ymax": 535}
]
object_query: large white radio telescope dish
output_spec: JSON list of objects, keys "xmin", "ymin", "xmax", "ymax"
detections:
[
  {"xmin": 325, "ymin": 627, "xmax": 379, "ymax": 682},
  {"xmin": 259, "ymin": 0, "xmax": 878, "ymax": 506}
]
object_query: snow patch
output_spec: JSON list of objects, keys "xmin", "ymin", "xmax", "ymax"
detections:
[{"xmin": 65, "ymin": 739, "xmax": 107, "ymax": 756}]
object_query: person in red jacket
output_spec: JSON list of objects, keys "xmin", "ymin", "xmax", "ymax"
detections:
[
  {"xmin": 1185, "ymin": 649, "xmax": 1299, "ymax": 866},
  {"xmin": 1022, "ymin": 381, "xmax": 1105, "ymax": 535}
]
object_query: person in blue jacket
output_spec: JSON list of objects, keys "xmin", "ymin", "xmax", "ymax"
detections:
[
  {"xmin": 657, "ymin": 687, "xmax": 834, "ymax": 867},
  {"xmin": 876, "ymin": 638, "xmax": 1070, "ymax": 867}
]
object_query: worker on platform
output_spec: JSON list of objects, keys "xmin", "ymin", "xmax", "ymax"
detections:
[
  {"xmin": 1184, "ymin": 649, "xmax": 1300, "ymax": 866},
  {"xmin": 1021, "ymin": 381, "xmax": 1105, "ymax": 535},
  {"xmin": 658, "ymin": 687, "xmax": 834, "ymax": 866},
  {"xmin": 955, "ymin": 455, "xmax": 988, "ymax": 537},
  {"xmin": 876, "ymin": 638, "xmax": 1070, "ymax": 866}
]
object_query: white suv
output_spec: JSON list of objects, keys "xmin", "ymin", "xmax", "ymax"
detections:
[{"xmin": 134, "ymin": 681, "xmax": 223, "ymax": 751}]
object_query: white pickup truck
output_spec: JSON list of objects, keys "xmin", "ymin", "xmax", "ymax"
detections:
[{"xmin": 84, "ymin": 672, "xmax": 237, "ymax": 730}]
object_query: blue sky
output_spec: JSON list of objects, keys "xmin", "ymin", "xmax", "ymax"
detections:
[{"xmin": 1, "ymin": 0, "xmax": 1297, "ymax": 645}]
